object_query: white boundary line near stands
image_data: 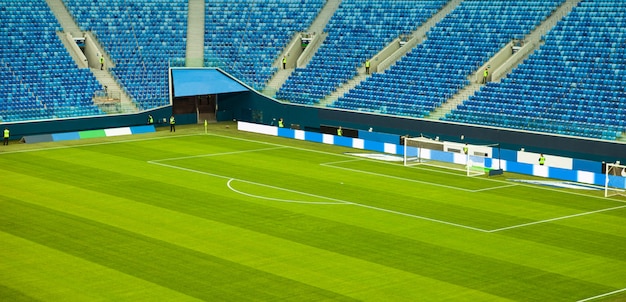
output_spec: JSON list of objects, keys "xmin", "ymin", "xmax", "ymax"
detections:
[{"xmin": 576, "ymin": 287, "xmax": 626, "ymax": 302}]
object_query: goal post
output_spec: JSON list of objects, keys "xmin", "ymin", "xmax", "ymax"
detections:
[
  {"xmin": 466, "ymin": 153, "xmax": 487, "ymax": 177},
  {"xmin": 605, "ymin": 162, "xmax": 626, "ymax": 197},
  {"xmin": 402, "ymin": 136, "xmax": 443, "ymax": 166},
  {"xmin": 402, "ymin": 136, "xmax": 488, "ymax": 177}
]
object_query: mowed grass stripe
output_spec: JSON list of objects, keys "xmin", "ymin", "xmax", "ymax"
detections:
[
  {"xmin": 501, "ymin": 216, "xmax": 626, "ymax": 265},
  {"xmin": 162, "ymin": 146, "xmax": 610, "ymax": 231},
  {"xmin": 0, "ymin": 231, "xmax": 203, "ymax": 302},
  {"xmin": 1, "ymin": 129, "xmax": 624, "ymax": 300},
  {"xmin": 0, "ymin": 284, "xmax": 39, "ymax": 302},
  {"xmin": 0, "ymin": 198, "xmax": 358, "ymax": 301},
  {"xmin": 0, "ymin": 172, "xmax": 510, "ymax": 301},
  {"xmin": 5, "ymin": 158, "xmax": 610, "ymax": 302}
]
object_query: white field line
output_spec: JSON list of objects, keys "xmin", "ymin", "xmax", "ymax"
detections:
[
  {"xmin": 148, "ymin": 160, "xmax": 350, "ymax": 205},
  {"xmin": 320, "ymin": 162, "xmax": 477, "ymax": 192},
  {"xmin": 226, "ymin": 179, "xmax": 348, "ymax": 205},
  {"xmin": 487, "ymin": 205, "xmax": 626, "ymax": 233},
  {"xmin": 321, "ymin": 160, "xmax": 517, "ymax": 193},
  {"xmin": 576, "ymin": 287, "xmax": 626, "ymax": 302},
  {"xmin": 13, "ymin": 129, "xmax": 617, "ymax": 203},
  {"xmin": 345, "ymin": 202, "xmax": 490, "ymax": 232},
  {"xmin": 148, "ymin": 159, "xmax": 491, "ymax": 232},
  {"xmin": 9, "ymin": 130, "xmax": 624, "ymax": 231},
  {"xmin": 320, "ymin": 159, "xmax": 626, "ymax": 232},
  {"xmin": 151, "ymin": 157, "xmax": 626, "ymax": 233},
  {"xmin": 471, "ymin": 184, "xmax": 519, "ymax": 192},
  {"xmin": 212, "ymin": 132, "xmax": 622, "ymax": 203},
  {"xmin": 147, "ymin": 135, "xmax": 626, "ymax": 233},
  {"xmin": 150, "ymin": 146, "xmax": 286, "ymax": 162}
]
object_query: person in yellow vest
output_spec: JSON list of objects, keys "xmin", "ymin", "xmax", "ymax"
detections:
[
  {"xmin": 482, "ymin": 68, "xmax": 489, "ymax": 84},
  {"xmin": 147, "ymin": 114, "xmax": 154, "ymax": 125},
  {"xmin": 365, "ymin": 59, "xmax": 370, "ymax": 74},
  {"xmin": 3, "ymin": 128, "xmax": 9, "ymax": 145},
  {"xmin": 282, "ymin": 56, "xmax": 287, "ymax": 69},
  {"xmin": 337, "ymin": 126, "xmax": 343, "ymax": 136},
  {"xmin": 539, "ymin": 154, "xmax": 546, "ymax": 166},
  {"xmin": 100, "ymin": 56, "xmax": 105, "ymax": 70},
  {"xmin": 169, "ymin": 115, "xmax": 176, "ymax": 132},
  {"xmin": 463, "ymin": 144, "xmax": 468, "ymax": 155},
  {"xmin": 278, "ymin": 118, "xmax": 284, "ymax": 128}
]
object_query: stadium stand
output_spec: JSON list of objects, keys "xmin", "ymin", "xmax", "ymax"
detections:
[
  {"xmin": 330, "ymin": 0, "xmax": 565, "ymax": 118},
  {"xmin": 3, "ymin": 0, "xmax": 626, "ymax": 142},
  {"xmin": 63, "ymin": 0, "xmax": 188, "ymax": 109},
  {"xmin": 203, "ymin": 0, "xmax": 325, "ymax": 91},
  {"xmin": 0, "ymin": 0, "xmax": 103, "ymax": 122},
  {"xmin": 443, "ymin": 0, "xmax": 626, "ymax": 140},
  {"xmin": 276, "ymin": 0, "xmax": 448, "ymax": 105}
]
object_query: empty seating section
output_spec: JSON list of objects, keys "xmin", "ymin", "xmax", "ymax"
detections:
[
  {"xmin": 444, "ymin": 0, "xmax": 626, "ymax": 140},
  {"xmin": 277, "ymin": 0, "xmax": 448, "ymax": 105},
  {"xmin": 2, "ymin": 0, "xmax": 625, "ymax": 141},
  {"xmin": 204, "ymin": 0, "xmax": 324, "ymax": 90},
  {"xmin": 332, "ymin": 0, "xmax": 563, "ymax": 118},
  {"xmin": 64, "ymin": 0, "xmax": 188, "ymax": 109},
  {"xmin": 0, "ymin": 0, "xmax": 103, "ymax": 122}
]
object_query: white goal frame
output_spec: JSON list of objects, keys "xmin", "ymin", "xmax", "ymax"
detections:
[
  {"xmin": 605, "ymin": 162, "xmax": 626, "ymax": 197},
  {"xmin": 403, "ymin": 137, "xmax": 486, "ymax": 177}
]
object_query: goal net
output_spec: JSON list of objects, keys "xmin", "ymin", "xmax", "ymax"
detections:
[
  {"xmin": 403, "ymin": 136, "xmax": 487, "ymax": 177},
  {"xmin": 605, "ymin": 162, "xmax": 626, "ymax": 197}
]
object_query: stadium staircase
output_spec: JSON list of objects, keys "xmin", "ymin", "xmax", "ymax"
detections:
[
  {"xmin": 331, "ymin": 0, "xmax": 565, "ymax": 119},
  {"xmin": 489, "ymin": 0, "xmax": 584, "ymax": 83},
  {"xmin": 185, "ymin": 0, "xmax": 205, "ymax": 67},
  {"xmin": 428, "ymin": 0, "xmax": 583, "ymax": 120},
  {"xmin": 0, "ymin": 0, "xmax": 106, "ymax": 122},
  {"xmin": 64, "ymin": 0, "xmax": 189, "ymax": 110},
  {"xmin": 262, "ymin": 0, "xmax": 341, "ymax": 98},
  {"xmin": 443, "ymin": 0, "xmax": 626, "ymax": 140},
  {"xmin": 46, "ymin": 0, "xmax": 137, "ymax": 113},
  {"xmin": 204, "ymin": 0, "xmax": 324, "ymax": 91},
  {"xmin": 293, "ymin": 0, "xmax": 342, "ymax": 70},
  {"xmin": 277, "ymin": 0, "xmax": 449, "ymax": 105},
  {"xmin": 322, "ymin": 0, "xmax": 462, "ymax": 107}
]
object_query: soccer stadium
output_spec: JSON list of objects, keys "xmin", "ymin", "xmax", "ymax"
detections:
[{"xmin": 2, "ymin": 0, "xmax": 626, "ymax": 301}]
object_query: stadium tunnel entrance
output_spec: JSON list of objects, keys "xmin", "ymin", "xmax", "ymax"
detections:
[{"xmin": 169, "ymin": 68, "xmax": 249, "ymax": 124}]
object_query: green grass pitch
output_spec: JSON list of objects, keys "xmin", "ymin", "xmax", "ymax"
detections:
[{"xmin": 1, "ymin": 123, "xmax": 625, "ymax": 301}]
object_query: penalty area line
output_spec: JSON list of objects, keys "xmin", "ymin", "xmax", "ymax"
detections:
[
  {"xmin": 344, "ymin": 202, "xmax": 490, "ymax": 233},
  {"xmin": 149, "ymin": 160, "xmax": 489, "ymax": 232},
  {"xmin": 487, "ymin": 205, "xmax": 626, "ymax": 233},
  {"xmin": 577, "ymin": 287, "xmax": 626, "ymax": 302}
]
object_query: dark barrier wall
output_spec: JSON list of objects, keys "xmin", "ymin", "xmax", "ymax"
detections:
[
  {"xmin": 4, "ymin": 90, "xmax": 624, "ymax": 163},
  {"xmin": 3, "ymin": 107, "xmax": 173, "ymax": 138},
  {"xmin": 216, "ymin": 91, "xmax": 626, "ymax": 163}
]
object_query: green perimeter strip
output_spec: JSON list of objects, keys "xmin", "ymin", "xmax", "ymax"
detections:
[{"xmin": 78, "ymin": 129, "xmax": 106, "ymax": 139}]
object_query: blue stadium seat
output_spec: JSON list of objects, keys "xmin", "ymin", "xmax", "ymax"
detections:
[{"xmin": 444, "ymin": 0, "xmax": 626, "ymax": 140}]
